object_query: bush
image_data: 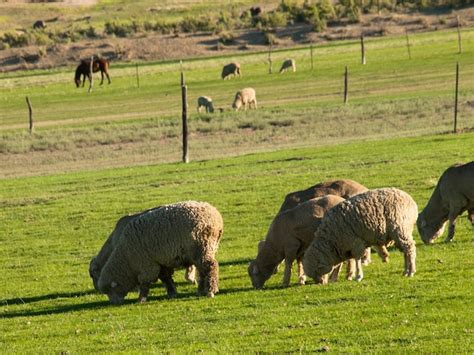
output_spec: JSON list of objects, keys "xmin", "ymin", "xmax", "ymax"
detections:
[
  {"xmin": 180, "ymin": 15, "xmax": 216, "ymax": 33},
  {"xmin": 1, "ymin": 32, "xmax": 29, "ymax": 48},
  {"xmin": 104, "ymin": 21, "xmax": 135, "ymax": 37},
  {"xmin": 259, "ymin": 11, "xmax": 288, "ymax": 30}
]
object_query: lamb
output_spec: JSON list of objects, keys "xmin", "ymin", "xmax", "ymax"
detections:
[
  {"xmin": 89, "ymin": 208, "xmax": 196, "ymax": 292},
  {"xmin": 303, "ymin": 188, "xmax": 418, "ymax": 284},
  {"xmin": 279, "ymin": 59, "xmax": 296, "ymax": 73},
  {"xmin": 197, "ymin": 96, "xmax": 214, "ymax": 113},
  {"xmin": 417, "ymin": 162, "xmax": 474, "ymax": 244},
  {"xmin": 232, "ymin": 87, "xmax": 257, "ymax": 111},
  {"xmin": 221, "ymin": 62, "xmax": 241, "ymax": 79},
  {"xmin": 248, "ymin": 195, "xmax": 345, "ymax": 289},
  {"xmin": 97, "ymin": 201, "xmax": 223, "ymax": 305}
]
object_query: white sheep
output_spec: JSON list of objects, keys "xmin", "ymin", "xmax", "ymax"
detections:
[
  {"xmin": 417, "ymin": 161, "xmax": 474, "ymax": 244},
  {"xmin": 303, "ymin": 188, "xmax": 418, "ymax": 284},
  {"xmin": 279, "ymin": 58, "xmax": 296, "ymax": 73},
  {"xmin": 232, "ymin": 87, "xmax": 257, "ymax": 111},
  {"xmin": 97, "ymin": 201, "xmax": 223, "ymax": 304},
  {"xmin": 221, "ymin": 62, "xmax": 241, "ymax": 79},
  {"xmin": 248, "ymin": 195, "xmax": 345, "ymax": 289},
  {"xmin": 197, "ymin": 96, "xmax": 214, "ymax": 113},
  {"xmin": 89, "ymin": 209, "xmax": 196, "ymax": 292}
]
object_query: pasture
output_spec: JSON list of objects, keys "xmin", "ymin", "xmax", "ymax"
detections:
[
  {"xmin": 1, "ymin": 133, "xmax": 474, "ymax": 352},
  {"xmin": 1, "ymin": 24, "xmax": 474, "ymax": 352}
]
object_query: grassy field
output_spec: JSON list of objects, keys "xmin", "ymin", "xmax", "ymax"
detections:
[
  {"xmin": 1, "ymin": 27, "xmax": 474, "ymax": 177},
  {"xmin": 1, "ymin": 132, "xmax": 473, "ymax": 352}
]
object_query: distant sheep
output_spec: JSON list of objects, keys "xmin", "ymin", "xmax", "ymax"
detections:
[
  {"xmin": 97, "ymin": 201, "xmax": 223, "ymax": 304},
  {"xmin": 248, "ymin": 195, "xmax": 345, "ymax": 289},
  {"xmin": 232, "ymin": 87, "xmax": 257, "ymax": 111},
  {"xmin": 417, "ymin": 161, "xmax": 474, "ymax": 244},
  {"xmin": 279, "ymin": 59, "xmax": 296, "ymax": 73},
  {"xmin": 303, "ymin": 188, "xmax": 418, "ymax": 284},
  {"xmin": 89, "ymin": 209, "xmax": 196, "ymax": 292},
  {"xmin": 221, "ymin": 62, "xmax": 241, "ymax": 80},
  {"xmin": 197, "ymin": 96, "xmax": 214, "ymax": 113}
]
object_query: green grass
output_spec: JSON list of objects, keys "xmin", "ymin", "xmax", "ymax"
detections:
[
  {"xmin": 1, "ymin": 27, "xmax": 474, "ymax": 177},
  {"xmin": 1, "ymin": 133, "xmax": 473, "ymax": 352}
]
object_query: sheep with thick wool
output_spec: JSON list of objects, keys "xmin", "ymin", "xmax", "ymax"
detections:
[
  {"xmin": 303, "ymin": 188, "xmax": 418, "ymax": 284},
  {"xmin": 232, "ymin": 87, "xmax": 257, "ymax": 111},
  {"xmin": 89, "ymin": 208, "xmax": 196, "ymax": 292},
  {"xmin": 221, "ymin": 62, "xmax": 241, "ymax": 79},
  {"xmin": 279, "ymin": 58, "xmax": 296, "ymax": 73},
  {"xmin": 97, "ymin": 201, "xmax": 223, "ymax": 305},
  {"xmin": 197, "ymin": 96, "xmax": 214, "ymax": 113},
  {"xmin": 417, "ymin": 161, "xmax": 474, "ymax": 244},
  {"xmin": 248, "ymin": 195, "xmax": 345, "ymax": 289}
]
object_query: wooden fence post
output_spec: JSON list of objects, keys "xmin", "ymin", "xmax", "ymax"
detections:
[
  {"xmin": 360, "ymin": 35, "xmax": 366, "ymax": 65},
  {"xmin": 310, "ymin": 40, "xmax": 314, "ymax": 71},
  {"xmin": 88, "ymin": 55, "xmax": 94, "ymax": 93},
  {"xmin": 136, "ymin": 62, "xmax": 140, "ymax": 88},
  {"xmin": 268, "ymin": 43, "xmax": 273, "ymax": 74},
  {"xmin": 405, "ymin": 29, "xmax": 412, "ymax": 60},
  {"xmin": 181, "ymin": 63, "xmax": 189, "ymax": 163},
  {"xmin": 454, "ymin": 62, "xmax": 459, "ymax": 133},
  {"xmin": 344, "ymin": 66, "xmax": 348, "ymax": 104},
  {"xmin": 26, "ymin": 96, "xmax": 33, "ymax": 134},
  {"xmin": 456, "ymin": 16, "xmax": 462, "ymax": 54}
]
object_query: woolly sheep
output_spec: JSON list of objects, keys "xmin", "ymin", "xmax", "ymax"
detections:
[
  {"xmin": 248, "ymin": 195, "xmax": 345, "ymax": 289},
  {"xmin": 417, "ymin": 162, "xmax": 474, "ymax": 244},
  {"xmin": 98, "ymin": 201, "xmax": 223, "ymax": 305},
  {"xmin": 279, "ymin": 59, "xmax": 296, "ymax": 73},
  {"xmin": 278, "ymin": 179, "xmax": 386, "ymax": 270},
  {"xmin": 197, "ymin": 96, "xmax": 214, "ymax": 113},
  {"xmin": 232, "ymin": 87, "xmax": 257, "ymax": 111},
  {"xmin": 89, "ymin": 209, "xmax": 196, "ymax": 291},
  {"xmin": 303, "ymin": 188, "xmax": 418, "ymax": 284},
  {"xmin": 221, "ymin": 62, "xmax": 241, "ymax": 79}
]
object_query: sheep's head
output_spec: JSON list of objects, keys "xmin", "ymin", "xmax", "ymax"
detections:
[
  {"xmin": 232, "ymin": 95, "xmax": 242, "ymax": 111},
  {"xmin": 88, "ymin": 257, "xmax": 101, "ymax": 291},
  {"xmin": 208, "ymin": 102, "xmax": 215, "ymax": 113},
  {"xmin": 75, "ymin": 78, "xmax": 81, "ymax": 88},
  {"xmin": 248, "ymin": 260, "xmax": 273, "ymax": 289},
  {"xmin": 99, "ymin": 280, "xmax": 128, "ymax": 305},
  {"xmin": 417, "ymin": 213, "xmax": 446, "ymax": 244}
]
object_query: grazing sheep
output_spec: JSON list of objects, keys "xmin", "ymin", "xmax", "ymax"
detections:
[
  {"xmin": 248, "ymin": 195, "xmax": 345, "ymax": 289},
  {"xmin": 303, "ymin": 188, "xmax": 418, "ymax": 284},
  {"xmin": 417, "ymin": 162, "xmax": 474, "ymax": 244},
  {"xmin": 89, "ymin": 209, "xmax": 196, "ymax": 292},
  {"xmin": 197, "ymin": 96, "xmax": 214, "ymax": 113},
  {"xmin": 232, "ymin": 87, "xmax": 257, "ymax": 111},
  {"xmin": 221, "ymin": 62, "xmax": 241, "ymax": 79},
  {"xmin": 279, "ymin": 59, "xmax": 296, "ymax": 73},
  {"xmin": 98, "ymin": 201, "xmax": 223, "ymax": 305}
]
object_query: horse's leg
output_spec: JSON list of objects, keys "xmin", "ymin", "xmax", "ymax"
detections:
[{"xmin": 100, "ymin": 70, "xmax": 104, "ymax": 85}]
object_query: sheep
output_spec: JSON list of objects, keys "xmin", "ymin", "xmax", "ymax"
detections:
[
  {"xmin": 197, "ymin": 96, "xmax": 214, "ymax": 113},
  {"xmin": 417, "ymin": 162, "xmax": 474, "ymax": 244},
  {"xmin": 221, "ymin": 62, "xmax": 241, "ymax": 80},
  {"xmin": 278, "ymin": 178, "xmax": 387, "ymax": 270},
  {"xmin": 303, "ymin": 188, "xmax": 418, "ymax": 285},
  {"xmin": 89, "ymin": 209, "xmax": 196, "ymax": 292},
  {"xmin": 232, "ymin": 87, "xmax": 257, "ymax": 111},
  {"xmin": 279, "ymin": 59, "xmax": 296, "ymax": 73},
  {"xmin": 97, "ymin": 201, "xmax": 223, "ymax": 305},
  {"xmin": 248, "ymin": 195, "xmax": 345, "ymax": 289}
]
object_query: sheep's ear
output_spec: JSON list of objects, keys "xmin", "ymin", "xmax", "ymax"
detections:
[
  {"xmin": 111, "ymin": 281, "xmax": 117, "ymax": 288},
  {"xmin": 252, "ymin": 264, "xmax": 259, "ymax": 275}
]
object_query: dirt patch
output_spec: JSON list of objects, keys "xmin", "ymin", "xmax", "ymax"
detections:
[{"xmin": 0, "ymin": 8, "xmax": 473, "ymax": 73}]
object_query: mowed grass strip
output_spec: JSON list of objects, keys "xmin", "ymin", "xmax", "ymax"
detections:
[{"xmin": 1, "ymin": 133, "xmax": 473, "ymax": 352}]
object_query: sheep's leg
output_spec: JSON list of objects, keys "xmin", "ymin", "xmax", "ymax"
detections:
[
  {"xmin": 445, "ymin": 211, "xmax": 460, "ymax": 243},
  {"xmin": 184, "ymin": 265, "xmax": 197, "ymax": 284},
  {"xmin": 138, "ymin": 284, "xmax": 151, "ymax": 303},
  {"xmin": 159, "ymin": 267, "xmax": 177, "ymax": 298},
  {"xmin": 354, "ymin": 259, "xmax": 364, "ymax": 282},
  {"xmin": 374, "ymin": 245, "xmax": 390, "ymax": 262},
  {"xmin": 253, "ymin": 99, "xmax": 258, "ymax": 109},
  {"xmin": 329, "ymin": 263, "xmax": 343, "ymax": 282},
  {"xmin": 345, "ymin": 259, "xmax": 356, "ymax": 280},
  {"xmin": 296, "ymin": 256, "xmax": 306, "ymax": 285},
  {"xmin": 361, "ymin": 247, "xmax": 371, "ymax": 266},
  {"xmin": 282, "ymin": 258, "xmax": 294, "ymax": 287},
  {"xmin": 394, "ymin": 238, "xmax": 416, "ymax": 277},
  {"xmin": 100, "ymin": 70, "xmax": 104, "ymax": 85},
  {"xmin": 106, "ymin": 71, "xmax": 111, "ymax": 84},
  {"xmin": 196, "ymin": 258, "xmax": 219, "ymax": 297},
  {"xmin": 468, "ymin": 209, "xmax": 474, "ymax": 232}
]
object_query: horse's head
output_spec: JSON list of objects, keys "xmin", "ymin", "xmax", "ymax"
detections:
[{"xmin": 75, "ymin": 78, "xmax": 81, "ymax": 88}]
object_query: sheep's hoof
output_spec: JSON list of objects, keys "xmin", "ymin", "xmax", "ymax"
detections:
[
  {"xmin": 444, "ymin": 237, "xmax": 454, "ymax": 243},
  {"xmin": 298, "ymin": 277, "xmax": 306, "ymax": 285},
  {"xmin": 346, "ymin": 276, "xmax": 353, "ymax": 281},
  {"xmin": 355, "ymin": 275, "xmax": 363, "ymax": 282},
  {"xmin": 138, "ymin": 297, "xmax": 147, "ymax": 303},
  {"xmin": 207, "ymin": 292, "xmax": 215, "ymax": 298}
]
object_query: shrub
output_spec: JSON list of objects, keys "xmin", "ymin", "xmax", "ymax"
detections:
[
  {"xmin": 104, "ymin": 21, "xmax": 135, "ymax": 37},
  {"xmin": 1, "ymin": 32, "xmax": 29, "ymax": 48},
  {"xmin": 180, "ymin": 15, "xmax": 216, "ymax": 33}
]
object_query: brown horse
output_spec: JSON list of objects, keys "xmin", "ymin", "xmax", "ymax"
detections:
[{"xmin": 75, "ymin": 58, "xmax": 111, "ymax": 88}]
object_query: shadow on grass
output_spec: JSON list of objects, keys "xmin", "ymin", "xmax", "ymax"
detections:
[{"xmin": 1, "ymin": 289, "xmax": 97, "ymax": 306}]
